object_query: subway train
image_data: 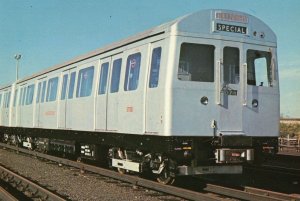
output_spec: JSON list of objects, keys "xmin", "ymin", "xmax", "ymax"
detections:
[{"xmin": 0, "ymin": 9, "xmax": 279, "ymax": 184}]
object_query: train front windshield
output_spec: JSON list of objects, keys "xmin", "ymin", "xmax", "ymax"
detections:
[
  {"xmin": 247, "ymin": 50, "xmax": 273, "ymax": 87},
  {"xmin": 177, "ymin": 43, "xmax": 214, "ymax": 82},
  {"xmin": 177, "ymin": 43, "xmax": 274, "ymax": 88}
]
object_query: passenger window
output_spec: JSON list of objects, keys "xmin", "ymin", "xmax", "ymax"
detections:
[
  {"xmin": 13, "ymin": 89, "xmax": 18, "ymax": 107},
  {"xmin": 110, "ymin": 59, "xmax": 122, "ymax": 93},
  {"xmin": 61, "ymin": 74, "xmax": 68, "ymax": 100},
  {"xmin": 22, "ymin": 87, "xmax": 27, "ymax": 105},
  {"xmin": 149, "ymin": 47, "xmax": 162, "ymax": 88},
  {"xmin": 36, "ymin": 82, "xmax": 42, "ymax": 103},
  {"xmin": 41, "ymin": 81, "xmax": 47, "ymax": 103},
  {"xmin": 124, "ymin": 53, "xmax": 141, "ymax": 91},
  {"xmin": 4, "ymin": 92, "xmax": 10, "ymax": 108},
  {"xmin": 76, "ymin": 66, "xmax": 94, "ymax": 98},
  {"xmin": 46, "ymin": 77, "xmax": 59, "ymax": 102},
  {"xmin": 19, "ymin": 88, "xmax": 23, "ymax": 105},
  {"xmin": 247, "ymin": 50, "xmax": 272, "ymax": 87},
  {"xmin": 98, "ymin": 62, "xmax": 109, "ymax": 95},
  {"xmin": 3, "ymin": 93, "xmax": 6, "ymax": 108},
  {"xmin": 178, "ymin": 43, "xmax": 214, "ymax": 82},
  {"xmin": 224, "ymin": 47, "xmax": 239, "ymax": 84},
  {"xmin": 68, "ymin": 72, "xmax": 76, "ymax": 99},
  {"xmin": 26, "ymin": 84, "xmax": 35, "ymax": 105}
]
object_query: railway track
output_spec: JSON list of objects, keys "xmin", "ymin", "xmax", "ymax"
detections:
[
  {"xmin": 1, "ymin": 142, "xmax": 300, "ymax": 201},
  {"xmin": 0, "ymin": 163, "xmax": 66, "ymax": 201},
  {"xmin": 0, "ymin": 186, "xmax": 18, "ymax": 201}
]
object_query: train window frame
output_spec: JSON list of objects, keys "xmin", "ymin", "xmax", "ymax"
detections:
[
  {"xmin": 223, "ymin": 47, "xmax": 240, "ymax": 84},
  {"xmin": 61, "ymin": 74, "xmax": 68, "ymax": 100},
  {"xmin": 68, "ymin": 72, "xmax": 76, "ymax": 99},
  {"xmin": 25, "ymin": 84, "xmax": 35, "ymax": 105},
  {"xmin": 3, "ymin": 93, "xmax": 6, "ymax": 108},
  {"xmin": 41, "ymin": 81, "xmax": 47, "ymax": 103},
  {"xmin": 5, "ymin": 91, "xmax": 11, "ymax": 108},
  {"xmin": 46, "ymin": 77, "xmax": 59, "ymax": 102},
  {"xmin": 110, "ymin": 58, "xmax": 122, "ymax": 93},
  {"xmin": 36, "ymin": 82, "xmax": 42, "ymax": 103},
  {"xmin": 178, "ymin": 43, "xmax": 215, "ymax": 82},
  {"xmin": 19, "ymin": 88, "xmax": 23, "ymax": 105},
  {"xmin": 22, "ymin": 87, "xmax": 27, "ymax": 106},
  {"xmin": 13, "ymin": 89, "xmax": 18, "ymax": 107},
  {"xmin": 98, "ymin": 62, "xmax": 109, "ymax": 95},
  {"xmin": 124, "ymin": 52, "xmax": 141, "ymax": 91},
  {"xmin": 247, "ymin": 49, "xmax": 272, "ymax": 87},
  {"xmin": 149, "ymin": 47, "xmax": 162, "ymax": 88},
  {"xmin": 76, "ymin": 66, "xmax": 95, "ymax": 98}
]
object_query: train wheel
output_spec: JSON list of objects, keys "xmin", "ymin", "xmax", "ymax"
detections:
[{"xmin": 156, "ymin": 168, "xmax": 175, "ymax": 185}]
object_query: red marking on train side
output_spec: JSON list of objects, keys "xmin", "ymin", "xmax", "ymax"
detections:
[
  {"xmin": 126, "ymin": 107, "xmax": 133, "ymax": 112},
  {"xmin": 45, "ymin": 111, "xmax": 56, "ymax": 116}
]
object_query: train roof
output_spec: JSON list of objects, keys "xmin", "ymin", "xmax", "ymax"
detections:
[{"xmin": 0, "ymin": 9, "xmax": 276, "ymax": 90}]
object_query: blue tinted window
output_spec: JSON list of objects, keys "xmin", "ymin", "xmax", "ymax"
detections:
[
  {"xmin": 3, "ymin": 93, "xmax": 7, "ymax": 108},
  {"xmin": 41, "ymin": 81, "xmax": 47, "ymax": 103},
  {"xmin": 68, "ymin": 72, "xmax": 76, "ymax": 99},
  {"xmin": 110, "ymin": 59, "xmax": 122, "ymax": 93},
  {"xmin": 46, "ymin": 77, "xmax": 59, "ymax": 102},
  {"xmin": 61, "ymin": 74, "xmax": 68, "ymax": 100},
  {"xmin": 124, "ymin": 53, "xmax": 141, "ymax": 91},
  {"xmin": 5, "ymin": 91, "xmax": 11, "ymax": 108},
  {"xmin": 36, "ymin": 82, "xmax": 42, "ymax": 103},
  {"xmin": 98, "ymin": 62, "xmax": 109, "ymax": 95},
  {"xmin": 3, "ymin": 93, "xmax": 6, "ymax": 108},
  {"xmin": 26, "ymin": 84, "xmax": 35, "ymax": 105},
  {"xmin": 8, "ymin": 92, "xmax": 11, "ymax": 108},
  {"xmin": 13, "ymin": 89, "xmax": 18, "ymax": 107},
  {"xmin": 149, "ymin": 47, "xmax": 162, "ymax": 88},
  {"xmin": 22, "ymin": 87, "xmax": 27, "ymax": 105},
  {"xmin": 76, "ymin": 66, "xmax": 94, "ymax": 97},
  {"xmin": 19, "ymin": 88, "xmax": 23, "ymax": 105}
]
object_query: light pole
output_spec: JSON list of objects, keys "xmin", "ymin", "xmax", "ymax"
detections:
[{"xmin": 14, "ymin": 54, "xmax": 22, "ymax": 81}]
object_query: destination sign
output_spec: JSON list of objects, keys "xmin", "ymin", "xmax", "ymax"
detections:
[{"xmin": 216, "ymin": 23, "xmax": 247, "ymax": 34}]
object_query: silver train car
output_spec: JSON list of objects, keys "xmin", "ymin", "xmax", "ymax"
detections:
[{"xmin": 0, "ymin": 9, "xmax": 279, "ymax": 184}]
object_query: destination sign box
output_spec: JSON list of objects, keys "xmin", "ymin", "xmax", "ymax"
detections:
[{"xmin": 216, "ymin": 23, "xmax": 247, "ymax": 34}]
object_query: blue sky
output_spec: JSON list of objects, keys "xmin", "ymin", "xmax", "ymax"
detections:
[{"xmin": 0, "ymin": 0, "xmax": 299, "ymax": 117}]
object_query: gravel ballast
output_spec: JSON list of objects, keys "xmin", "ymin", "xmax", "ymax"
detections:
[{"xmin": 0, "ymin": 148, "xmax": 184, "ymax": 201}]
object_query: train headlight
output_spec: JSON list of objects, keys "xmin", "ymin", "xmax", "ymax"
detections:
[
  {"xmin": 252, "ymin": 99, "xmax": 258, "ymax": 108},
  {"xmin": 200, "ymin": 96, "xmax": 208, "ymax": 105}
]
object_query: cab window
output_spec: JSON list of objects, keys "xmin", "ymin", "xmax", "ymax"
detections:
[
  {"xmin": 247, "ymin": 50, "xmax": 272, "ymax": 87},
  {"xmin": 178, "ymin": 43, "xmax": 214, "ymax": 82},
  {"xmin": 224, "ymin": 47, "xmax": 239, "ymax": 84}
]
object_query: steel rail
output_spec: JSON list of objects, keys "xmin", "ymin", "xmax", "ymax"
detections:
[
  {"xmin": 0, "ymin": 186, "xmax": 18, "ymax": 201},
  {"xmin": 0, "ymin": 164, "xmax": 66, "ymax": 201},
  {"xmin": 1, "ymin": 142, "xmax": 299, "ymax": 201},
  {"xmin": 0, "ymin": 143, "xmax": 222, "ymax": 201},
  {"xmin": 203, "ymin": 183, "xmax": 300, "ymax": 201}
]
